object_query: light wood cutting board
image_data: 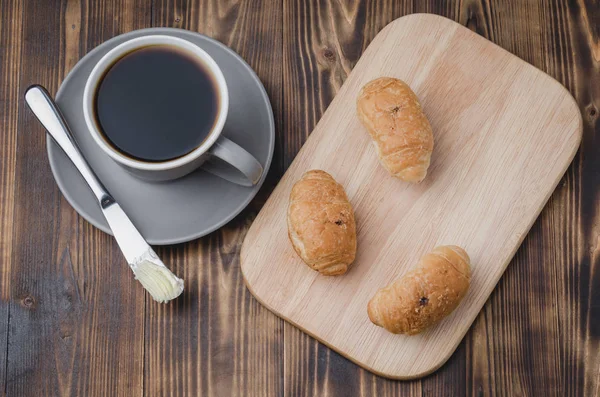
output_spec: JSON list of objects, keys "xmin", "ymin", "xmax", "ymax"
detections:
[{"xmin": 240, "ymin": 14, "xmax": 582, "ymax": 379}]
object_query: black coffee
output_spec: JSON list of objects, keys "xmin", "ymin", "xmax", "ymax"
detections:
[{"xmin": 94, "ymin": 45, "xmax": 220, "ymax": 162}]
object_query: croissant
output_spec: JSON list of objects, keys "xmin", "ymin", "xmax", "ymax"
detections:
[
  {"xmin": 368, "ymin": 246, "xmax": 471, "ymax": 335},
  {"xmin": 357, "ymin": 77, "xmax": 434, "ymax": 183},
  {"xmin": 287, "ymin": 170, "xmax": 357, "ymax": 276}
]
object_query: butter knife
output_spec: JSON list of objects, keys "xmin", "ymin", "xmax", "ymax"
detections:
[{"xmin": 25, "ymin": 85, "xmax": 183, "ymax": 303}]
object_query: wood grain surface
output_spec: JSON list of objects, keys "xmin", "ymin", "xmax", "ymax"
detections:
[
  {"xmin": 242, "ymin": 13, "xmax": 582, "ymax": 379},
  {"xmin": 0, "ymin": 0, "xmax": 598, "ymax": 396}
]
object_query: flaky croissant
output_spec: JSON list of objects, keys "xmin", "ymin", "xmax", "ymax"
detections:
[
  {"xmin": 357, "ymin": 77, "xmax": 434, "ymax": 183},
  {"xmin": 287, "ymin": 170, "xmax": 357, "ymax": 276},
  {"xmin": 368, "ymin": 246, "xmax": 471, "ymax": 335}
]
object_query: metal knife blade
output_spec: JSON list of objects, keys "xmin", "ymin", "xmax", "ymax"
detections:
[{"xmin": 100, "ymin": 196, "xmax": 155, "ymax": 265}]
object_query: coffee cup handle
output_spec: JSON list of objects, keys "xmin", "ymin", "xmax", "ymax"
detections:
[{"xmin": 203, "ymin": 136, "xmax": 264, "ymax": 187}]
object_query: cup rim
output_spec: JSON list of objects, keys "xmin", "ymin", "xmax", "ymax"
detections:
[{"xmin": 82, "ymin": 35, "xmax": 229, "ymax": 171}]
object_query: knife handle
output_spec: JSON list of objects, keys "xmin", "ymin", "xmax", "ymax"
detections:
[{"xmin": 25, "ymin": 85, "xmax": 114, "ymax": 208}]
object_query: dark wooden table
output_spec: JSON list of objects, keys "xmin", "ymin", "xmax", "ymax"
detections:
[{"xmin": 1, "ymin": 1, "xmax": 598, "ymax": 396}]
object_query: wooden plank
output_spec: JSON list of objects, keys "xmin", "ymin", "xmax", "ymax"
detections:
[
  {"xmin": 143, "ymin": 1, "xmax": 284, "ymax": 396},
  {"xmin": 5, "ymin": 0, "xmax": 150, "ymax": 395},
  {"xmin": 569, "ymin": 2, "xmax": 600, "ymax": 393},
  {"xmin": 459, "ymin": 1, "xmax": 600, "ymax": 395},
  {"xmin": 0, "ymin": 0, "xmax": 23, "ymax": 394},
  {"xmin": 281, "ymin": 0, "xmax": 400, "ymax": 393},
  {"xmin": 280, "ymin": 1, "xmax": 467, "ymax": 394}
]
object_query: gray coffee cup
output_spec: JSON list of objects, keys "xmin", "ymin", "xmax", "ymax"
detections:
[{"xmin": 82, "ymin": 35, "xmax": 263, "ymax": 186}]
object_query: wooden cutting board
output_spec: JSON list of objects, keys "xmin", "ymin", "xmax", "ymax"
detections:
[{"xmin": 240, "ymin": 14, "xmax": 581, "ymax": 379}]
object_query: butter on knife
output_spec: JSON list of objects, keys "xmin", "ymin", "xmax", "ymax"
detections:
[{"xmin": 131, "ymin": 251, "xmax": 184, "ymax": 303}]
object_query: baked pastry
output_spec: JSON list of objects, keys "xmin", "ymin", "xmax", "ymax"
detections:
[
  {"xmin": 287, "ymin": 170, "xmax": 357, "ymax": 275},
  {"xmin": 357, "ymin": 77, "xmax": 434, "ymax": 183},
  {"xmin": 368, "ymin": 245, "xmax": 471, "ymax": 334}
]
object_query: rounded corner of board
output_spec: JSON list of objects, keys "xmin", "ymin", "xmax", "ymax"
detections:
[
  {"xmin": 239, "ymin": 242, "xmax": 252, "ymax": 277},
  {"xmin": 550, "ymin": 86, "xmax": 584, "ymax": 159},
  {"xmin": 239, "ymin": 260, "xmax": 258, "ymax": 297}
]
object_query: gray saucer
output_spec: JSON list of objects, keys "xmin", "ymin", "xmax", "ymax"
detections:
[{"xmin": 49, "ymin": 28, "xmax": 274, "ymax": 245}]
